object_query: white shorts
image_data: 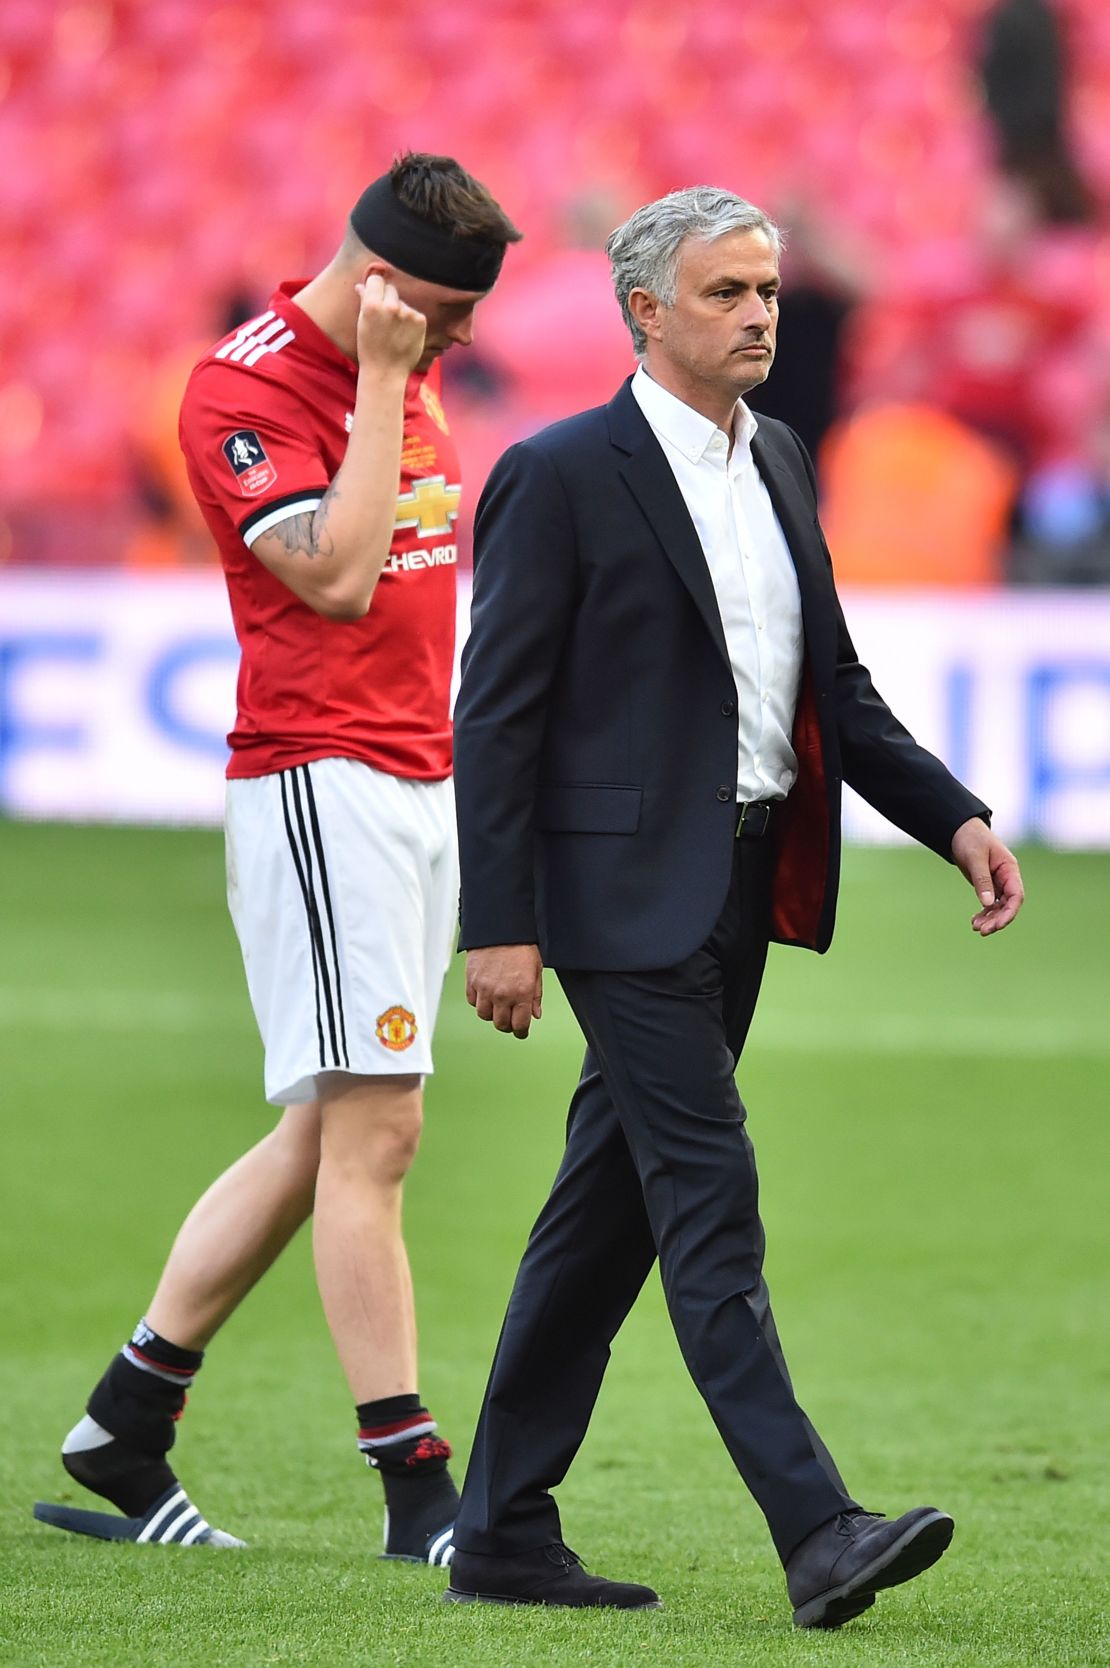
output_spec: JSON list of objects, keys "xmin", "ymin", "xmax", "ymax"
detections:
[{"xmin": 225, "ymin": 759, "xmax": 458, "ymax": 1105}]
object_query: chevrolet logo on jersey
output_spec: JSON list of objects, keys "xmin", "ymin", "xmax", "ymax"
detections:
[{"xmin": 395, "ymin": 475, "xmax": 461, "ymax": 538}]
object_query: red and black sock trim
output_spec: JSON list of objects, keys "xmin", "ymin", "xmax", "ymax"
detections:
[
  {"xmin": 356, "ymin": 1395, "xmax": 451, "ymax": 1474},
  {"xmin": 86, "ymin": 1321, "xmax": 203, "ymax": 1458},
  {"xmin": 121, "ymin": 1320, "xmax": 204, "ymax": 1389}
]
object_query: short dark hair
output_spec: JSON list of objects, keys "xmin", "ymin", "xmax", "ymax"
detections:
[{"xmin": 390, "ymin": 151, "xmax": 522, "ymax": 248}]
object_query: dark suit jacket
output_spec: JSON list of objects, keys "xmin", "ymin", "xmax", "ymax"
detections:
[{"xmin": 454, "ymin": 379, "xmax": 989, "ymax": 970}]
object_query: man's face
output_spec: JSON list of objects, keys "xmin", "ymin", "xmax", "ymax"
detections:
[
  {"xmin": 641, "ymin": 228, "xmax": 781, "ymax": 404},
  {"xmin": 386, "ymin": 270, "xmax": 488, "ymax": 371}
]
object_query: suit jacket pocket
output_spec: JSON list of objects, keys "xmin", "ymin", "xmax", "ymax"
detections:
[{"xmin": 535, "ymin": 783, "xmax": 643, "ymax": 834}]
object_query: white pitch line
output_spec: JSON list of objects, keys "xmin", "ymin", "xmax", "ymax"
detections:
[
  {"xmin": 436, "ymin": 1001, "xmax": 1109, "ymax": 1059},
  {"xmin": 2, "ymin": 989, "xmax": 1106, "ymax": 1057},
  {"xmin": 0, "ymin": 989, "xmax": 243, "ymax": 1033},
  {"xmin": 748, "ymin": 1012, "xmax": 1110, "ymax": 1058}
]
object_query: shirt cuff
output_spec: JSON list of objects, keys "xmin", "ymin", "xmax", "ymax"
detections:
[{"xmin": 240, "ymin": 490, "xmax": 326, "ymax": 548}]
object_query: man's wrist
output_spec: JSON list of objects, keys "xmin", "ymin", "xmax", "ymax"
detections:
[{"xmin": 354, "ymin": 362, "xmax": 411, "ymax": 395}]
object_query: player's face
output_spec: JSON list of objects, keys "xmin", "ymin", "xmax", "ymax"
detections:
[
  {"xmin": 389, "ymin": 272, "xmax": 488, "ymax": 371},
  {"xmin": 638, "ymin": 228, "xmax": 780, "ymax": 406}
]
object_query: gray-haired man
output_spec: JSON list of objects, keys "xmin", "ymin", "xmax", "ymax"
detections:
[{"xmin": 444, "ymin": 187, "xmax": 1023, "ymax": 1624}]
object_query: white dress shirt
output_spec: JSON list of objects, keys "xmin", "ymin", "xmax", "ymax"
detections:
[{"xmin": 631, "ymin": 365, "xmax": 804, "ymax": 803}]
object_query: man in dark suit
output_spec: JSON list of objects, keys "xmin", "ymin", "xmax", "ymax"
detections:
[{"xmin": 445, "ymin": 188, "xmax": 1024, "ymax": 1627}]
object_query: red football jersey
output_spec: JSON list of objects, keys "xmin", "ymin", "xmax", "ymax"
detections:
[{"xmin": 179, "ymin": 281, "xmax": 460, "ymax": 780}]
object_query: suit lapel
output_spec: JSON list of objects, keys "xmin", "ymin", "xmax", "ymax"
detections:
[
  {"xmin": 608, "ymin": 384, "xmax": 731, "ymax": 671},
  {"xmin": 607, "ymin": 382, "xmax": 834, "ymax": 675},
  {"xmin": 750, "ymin": 428, "xmax": 834, "ymax": 661}
]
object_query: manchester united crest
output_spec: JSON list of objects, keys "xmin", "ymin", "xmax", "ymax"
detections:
[
  {"xmin": 419, "ymin": 382, "xmax": 450, "ymax": 435},
  {"xmin": 376, "ymin": 1005, "xmax": 418, "ymax": 1051}
]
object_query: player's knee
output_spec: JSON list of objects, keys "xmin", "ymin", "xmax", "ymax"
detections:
[
  {"xmin": 365, "ymin": 1100, "xmax": 424, "ymax": 1184},
  {"xmin": 318, "ymin": 1075, "xmax": 423, "ymax": 1188}
]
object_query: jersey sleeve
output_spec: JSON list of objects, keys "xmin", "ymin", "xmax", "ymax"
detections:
[{"xmin": 179, "ymin": 362, "xmax": 332, "ymax": 548}]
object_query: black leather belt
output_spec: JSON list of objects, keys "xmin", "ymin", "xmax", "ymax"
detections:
[{"xmin": 735, "ymin": 800, "xmax": 773, "ymax": 839}]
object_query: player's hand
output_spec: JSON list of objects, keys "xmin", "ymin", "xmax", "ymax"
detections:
[
  {"xmin": 466, "ymin": 945, "xmax": 544, "ymax": 1039},
  {"xmin": 354, "ymin": 273, "xmax": 426, "ymax": 375},
  {"xmin": 950, "ymin": 818, "xmax": 1025, "ymax": 936}
]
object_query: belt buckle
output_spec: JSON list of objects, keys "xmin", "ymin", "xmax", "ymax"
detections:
[{"xmin": 736, "ymin": 801, "xmax": 769, "ymax": 840}]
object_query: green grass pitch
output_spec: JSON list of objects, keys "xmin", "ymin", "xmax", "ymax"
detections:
[{"xmin": 0, "ymin": 821, "xmax": 1107, "ymax": 1667}]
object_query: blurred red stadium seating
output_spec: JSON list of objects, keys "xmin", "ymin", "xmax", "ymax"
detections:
[{"xmin": 1, "ymin": 0, "xmax": 1108, "ymax": 563}]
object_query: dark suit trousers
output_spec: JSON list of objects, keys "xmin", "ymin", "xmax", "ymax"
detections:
[{"xmin": 453, "ymin": 833, "xmax": 857, "ymax": 1564}]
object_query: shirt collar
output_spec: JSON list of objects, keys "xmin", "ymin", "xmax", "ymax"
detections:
[
  {"xmin": 274, "ymin": 280, "xmax": 430, "ymax": 402},
  {"xmin": 273, "ymin": 280, "xmax": 356, "ymax": 376},
  {"xmin": 631, "ymin": 364, "xmax": 757, "ymax": 464}
]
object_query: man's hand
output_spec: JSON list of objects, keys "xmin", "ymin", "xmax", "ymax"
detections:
[
  {"xmin": 354, "ymin": 273, "xmax": 426, "ymax": 376},
  {"xmin": 950, "ymin": 818, "xmax": 1025, "ymax": 937},
  {"xmin": 466, "ymin": 945, "xmax": 544, "ymax": 1039}
]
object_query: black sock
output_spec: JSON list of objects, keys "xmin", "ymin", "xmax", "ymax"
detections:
[
  {"xmin": 62, "ymin": 1320, "xmax": 204, "ymax": 1517},
  {"xmin": 356, "ymin": 1395, "xmax": 458, "ymax": 1553}
]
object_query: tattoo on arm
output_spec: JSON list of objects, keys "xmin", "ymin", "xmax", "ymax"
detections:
[{"xmin": 267, "ymin": 481, "xmax": 340, "ymax": 560}]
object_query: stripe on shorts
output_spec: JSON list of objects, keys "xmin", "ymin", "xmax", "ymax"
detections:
[
  {"xmin": 290, "ymin": 766, "xmax": 348, "ymax": 1068},
  {"xmin": 278, "ymin": 766, "xmax": 348, "ymax": 1071},
  {"xmin": 279, "ymin": 770, "xmax": 327, "ymax": 1068},
  {"xmin": 301, "ymin": 764, "xmax": 348, "ymax": 1066}
]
